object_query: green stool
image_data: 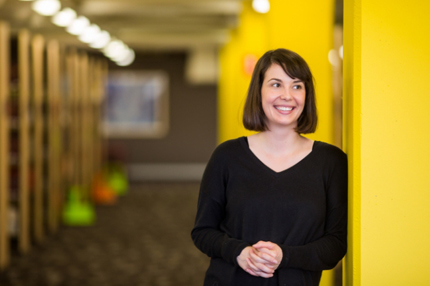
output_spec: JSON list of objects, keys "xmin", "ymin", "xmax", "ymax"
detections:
[
  {"xmin": 62, "ymin": 186, "xmax": 96, "ymax": 226},
  {"xmin": 108, "ymin": 169, "xmax": 128, "ymax": 196}
]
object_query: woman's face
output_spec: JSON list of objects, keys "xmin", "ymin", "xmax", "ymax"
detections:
[{"xmin": 261, "ymin": 63, "xmax": 306, "ymax": 130}]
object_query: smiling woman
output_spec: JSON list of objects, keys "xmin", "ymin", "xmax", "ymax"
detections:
[
  {"xmin": 243, "ymin": 49, "xmax": 317, "ymax": 134},
  {"xmin": 260, "ymin": 64, "xmax": 306, "ymax": 131},
  {"xmin": 191, "ymin": 49, "xmax": 347, "ymax": 286}
]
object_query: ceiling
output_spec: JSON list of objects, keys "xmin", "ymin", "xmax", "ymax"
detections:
[{"xmin": 0, "ymin": 0, "xmax": 244, "ymax": 52}]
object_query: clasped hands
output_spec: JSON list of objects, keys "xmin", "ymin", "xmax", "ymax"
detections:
[{"xmin": 237, "ymin": 241, "xmax": 283, "ymax": 278}]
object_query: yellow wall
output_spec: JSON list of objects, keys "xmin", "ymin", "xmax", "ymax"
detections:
[
  {"xmin": 218, "ymin": 2, "xmax": 268, "ymax": 142},
  {"xmin": 218, "ymin": 0, "xmax": 335, "ymax": 145},
  {"xmin": 344, "ymin": 0, "xmax": 430, "ymax": 285},
  {"xmin": 218, "ymin": 1, "xmax": 336, "ymax": 285}
]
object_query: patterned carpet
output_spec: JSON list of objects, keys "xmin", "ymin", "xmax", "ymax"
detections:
[{"xmin": 0, "ymin": 182, "xmax": 210, "ymax": 286}]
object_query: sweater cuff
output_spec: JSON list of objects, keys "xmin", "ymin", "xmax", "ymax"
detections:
[
  {"xmin": 278, "ymin": 245, "xmax": 290, "ymax": 269},
  {"xmin": 223, "ymin": 240, "xmax": 251, "ymax": 266}
]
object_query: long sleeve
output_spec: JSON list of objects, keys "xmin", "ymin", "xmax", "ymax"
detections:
[
  {"xmin": 278, "ymin": 150, "xmax": 348, "ymax": 271},
  {"xmin": 191, "ymin": 144, "xmax": 250, "ymax": 266}
]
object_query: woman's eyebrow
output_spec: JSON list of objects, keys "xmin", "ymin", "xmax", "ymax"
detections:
[
  {"xmin": 268, "ymin": 78, "xmax": 303, "ymax": 83},
  {"xmin": 268, "ymin": 78, "xmax": 282, "ymax": 82}
]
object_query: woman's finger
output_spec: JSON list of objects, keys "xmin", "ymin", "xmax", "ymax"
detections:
[
  {"xmin": 249, "ymin": 248, "xmax": 271, "ymax": 264},
  {"xmin": 246, "ymin": 257, "xmax": 261, "ymax": 273},
  {"xmin": 247, "ymin": 257, "xmax": 274, "ymax": 274},
  {"xmin": 247, "ymin": 267, "xmax": 273, "ymax": 279},
  {"xmin": 252, "ymin": 248, "xmax": 277, "ymax": 264},
  {"xmin": 253, "ymin": 241, "xmax": 275, "ymax": 249},
  {"xmin": 254, "ymin": 243, "xmax": 283, "ymax": 266},
  {"xmin": 255, "ymin": 270, "xmax": 274, "ymax": 278}
]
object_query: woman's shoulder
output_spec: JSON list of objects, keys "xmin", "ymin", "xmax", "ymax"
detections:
[
  {"xmin": 214, "ymin": 136, "xmax": 246, "ymax": 153},
  {"xmin": 313, "ymin": 141, "xmax": 347, "ymax": 162},
  {"xmin": 207, "ymin": 137, "xmax": 247, "ymax": 166}
]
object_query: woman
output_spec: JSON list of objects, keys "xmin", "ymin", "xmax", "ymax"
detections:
[{"xmin": 191, "ymin": 48, "xmax": 347, "ymax": 286}]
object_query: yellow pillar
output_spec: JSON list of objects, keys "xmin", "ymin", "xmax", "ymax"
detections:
[
  {"xmin": 218, "ymin": 2, "xmax": 269, "ymax": 142},
  {"xmin": 344, "ymin": 0, "xmax": 430, "ymax": 285}
]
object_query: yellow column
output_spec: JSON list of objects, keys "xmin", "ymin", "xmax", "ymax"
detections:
[
  {"xmin": 218, "ymin": 2, "xmax": 269, "ymax": 142},
  {"xmin": 344, "ymin": 0, "xmax": 430, "ymax": 285}
]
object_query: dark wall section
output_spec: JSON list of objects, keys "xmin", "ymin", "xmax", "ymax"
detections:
[{"xmin": 107, "ymin": 52, "xmax": 217, "ymax": 164}]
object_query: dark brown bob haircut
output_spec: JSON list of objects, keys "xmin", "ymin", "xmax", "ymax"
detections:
[{"xmin": 243, "ymin": 48, "xmax": 317, "ymax": 134}]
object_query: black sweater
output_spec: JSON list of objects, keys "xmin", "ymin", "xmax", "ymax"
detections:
[{"xmin": 191, "ymin": 137, "xmax": 348, "ymax": 286}]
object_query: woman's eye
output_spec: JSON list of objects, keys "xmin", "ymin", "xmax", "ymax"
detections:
[
  {"xmin": 272, "ymin": 83, "xmax": 281, "ymax": 88},
  {"xmin": 293, "ymin": 85, "xmax": 303, "ymax": 90}
]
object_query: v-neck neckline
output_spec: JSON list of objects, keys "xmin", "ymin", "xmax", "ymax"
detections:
[{"xmin": 240, "ymin": 136, "xmax": 318, "ymax": 175}]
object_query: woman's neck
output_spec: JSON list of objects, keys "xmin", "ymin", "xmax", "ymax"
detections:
[{"xmin": 252, "ymin": 127, "xmax": 306, "ymax": 155}]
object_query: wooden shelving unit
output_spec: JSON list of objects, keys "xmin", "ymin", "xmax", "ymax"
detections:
[
  {"xmin": 66, "ymin": 49, "xmax": 81, "ymax": 192},
  {"xmin": 90, "ymin": 59, "xmax": 106, "ymax": 181},
  {"xmin": 0, "ymin": 21, "xmax": 11, "ymax": 271},
  {"xmin": 31, "ymin": 34, "xmax": 45, "ymax": 244},
  {"xmin": 17, "ymin": 29, "xmax": 31, "ymax": 254},
  {"xmin": 46, "ymin": 39, "xmax": 62, "ymax": 233},
  {"xmin": 0, "ymin": 21, "xmax": 108, "ymax": 271},
  {"xmin": 79, "ymin": 53, "xmax": 90, "ymax": 198},
  {"xmin": 1, "ymin": 25, "xmax": 34, "ymax": 270}
]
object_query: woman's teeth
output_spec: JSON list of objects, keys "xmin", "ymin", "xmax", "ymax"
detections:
[{"xmin": 275, "ymin": 106, "xmax": 293, "ymax": 111}]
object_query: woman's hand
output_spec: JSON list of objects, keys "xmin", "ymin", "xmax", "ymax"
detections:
[
  {"xmin": 252, "ymin": 241, "xmax": 283, "ymax": 271},
  {"xmin": 237, "ymin": 242, "xmax": 283, "ymax": 278},
  {"xmin": 237, "ymin": 246, "xmax": 275, "ymax": 278}
]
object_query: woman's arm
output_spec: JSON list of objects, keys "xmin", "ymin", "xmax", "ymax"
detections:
[
  {"xmin": 278, "ymin": 152, "xmax": 348, "ymax": 271},
  {"xmin": 191, "ymin": 146, "xmax": 250, "ymax": 266}
]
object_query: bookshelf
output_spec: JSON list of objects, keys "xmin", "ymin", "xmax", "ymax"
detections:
[
  {"xmin": 17, "ymin": 29, "xmax": 31, "ymax": 254},
  {"xmin": 31, "ymin": 34, "xmax": 45, "ymax": 244},
  {"xmin": 46, "ymin": 39, "xmax": 62, "ymax": 233},
  {"xmin": 0, "ymin": 21, "xmax": 10, "ymax": 271},
  {"xmin": 0, "ymin": 24, "xmax": 107, "ymax": 271}
]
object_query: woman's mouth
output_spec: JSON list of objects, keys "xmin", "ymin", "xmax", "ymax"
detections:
[{"xmin": 275, "ymin": 106, "xmax": 294, "ymax": 111}]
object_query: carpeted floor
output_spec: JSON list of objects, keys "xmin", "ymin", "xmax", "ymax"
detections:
[{"xmin": 0, "ymin": 182, "xmax": 210, "ymax": 286}]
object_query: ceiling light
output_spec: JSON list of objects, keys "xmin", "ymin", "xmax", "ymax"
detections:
[
  {"xmin": 52, "ymin": 8, "xmax": 76, "ymax": 27},
  {"xmin": 32, "ymin": 0, "xmax": 61, "ymax": 16},
  {"xmin": 89, "ymin": 31, "xmax": 111, "ymax": 49},
  {"xmin": 79, "ymin": 24, "xmax": 100, "ymax": 43},
  {"xmin": 116, "ymin": 50, "xmax": 135, "ymax": 66},
  {"xmin": 328, "ymin": 49, "xmax": 340, "ymax": 66},
  {"xmin": 66, "ymin": 16, "xmax": 90, "ymax": 36},
  {"xmin": 103, "ymin": 40, "xmax": 126, "ymax": 59},
  {"xmin": 111, "ymin": 47, "xmax": 131, "ymax": 62},
  {"xmin": 252, "ymin": 0, "xmax": 270, "ymax": 14}
]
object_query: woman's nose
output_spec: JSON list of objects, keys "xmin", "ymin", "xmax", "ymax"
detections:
[{"xmin": 280, "ymin": 88, "xmax": 292, "ymax": 100}]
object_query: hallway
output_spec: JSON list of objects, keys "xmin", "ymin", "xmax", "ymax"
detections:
[{"xmin": 0, "ymin": 182, "xmax": 209, "ymax": 286}]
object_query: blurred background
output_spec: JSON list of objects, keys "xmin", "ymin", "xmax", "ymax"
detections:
[{"xmin": 0, "ymin": 0, "xmax": 344, "ymax": 285}]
